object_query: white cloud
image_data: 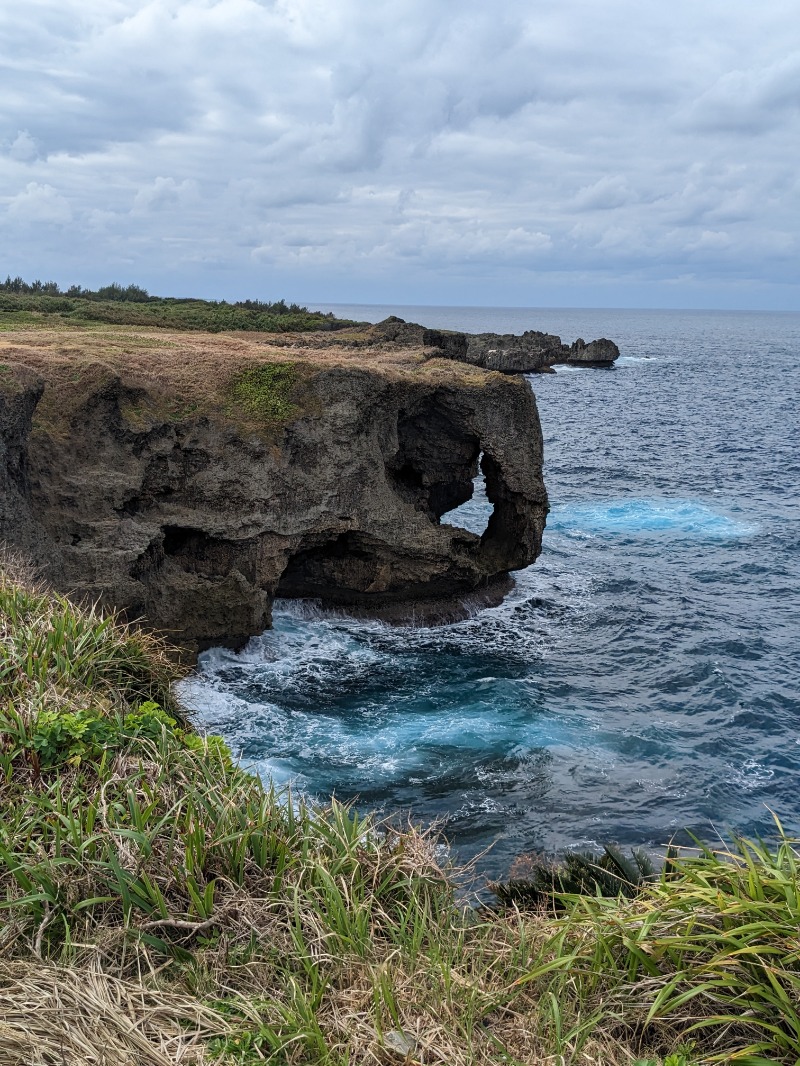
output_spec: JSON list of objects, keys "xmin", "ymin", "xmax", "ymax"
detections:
[
  {"xmin": 132, "ymin": 177, "xmax": 199, "ymax": 214},
  {"xmin": 7, "ymin": 183, "xmax": 72, "ymax": 224}
]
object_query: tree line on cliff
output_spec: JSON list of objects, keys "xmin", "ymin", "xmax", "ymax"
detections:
[{"xmin": 0, "ymin": 275, "xmax": 351, "ymax": 332}]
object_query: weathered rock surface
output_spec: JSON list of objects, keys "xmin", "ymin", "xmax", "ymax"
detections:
[
  {"xmin": 0, "ymin": 368, "xmax": 49, "ymax": 558},
  {"xmin": 0, "ymin": 329, "xmax": 548, "ymax": 654},
  {"xmin": 365, "ymin": 317, "xmax": 619, "ymax": 372},
  {"xmin": 437, "ymin": 329, "xmax": 620, "ymax": 372},
  {"xmin": 556, "ymin": 337, "xmax": 620, "ymax": 367}
]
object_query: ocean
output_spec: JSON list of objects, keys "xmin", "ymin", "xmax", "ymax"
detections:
[{"xmin": 178, "ymin": 306, "xmax": 800, "ymax": 878}]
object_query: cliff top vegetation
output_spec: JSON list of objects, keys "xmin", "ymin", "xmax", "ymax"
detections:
[
  {"xmin": 0, "ymin": 315, "xmax": 496, "ymax": 408},
  {"xmin": 2, "ymin": 554, "xmax": 800, "ymax": 1065},
  {"xmin": 0, "ymin": 335, "xmax": 508, "ymax": 461},
  {"xmin": 0, "ymin": 275, "xmax": 352, "ymax": 334}
]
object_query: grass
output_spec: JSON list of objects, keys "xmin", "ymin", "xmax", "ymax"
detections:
[
  {"xmin": 0, "ymin": 290, "xmax": 354, "ymax": 334},
  {"xmin": 0, "ymin": 310, "xmax": 42, "ymax": 331},
  {"xmin": 227, "ymin": 362, "xmax": 300, "ymax": 426},
  {"xmin": 2, "ymin": 550, "xmax": 800, "ymax": 1064},
  {"xmin": 517, "ymin": 827, "xmax": 800, "ymax": 1063}
]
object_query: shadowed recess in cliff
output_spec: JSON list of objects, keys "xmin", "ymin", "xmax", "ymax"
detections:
[
  {"xmin": 385, "ymin": 401, "xmax": 481, "ymax": 520},
  {"xmin": 276, "ymin": 532, "xmax": 386, "ymax": 604},
  {"xmin": 130, "ymin": 526, "xmax": 247, "ymax": 585}
]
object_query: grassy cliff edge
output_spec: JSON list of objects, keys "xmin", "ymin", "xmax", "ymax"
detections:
[{"xmin": 2, "ymin": 553, "xmax": 800, "ymax": 1065}]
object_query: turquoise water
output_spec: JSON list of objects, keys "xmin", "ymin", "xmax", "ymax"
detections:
[{"xmin": 179, "ymin": 307, "xmax": 800, "ymax": 876}]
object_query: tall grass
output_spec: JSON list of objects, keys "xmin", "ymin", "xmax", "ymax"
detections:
[
  {"xmin": 510, "ymin": 824, "xmax": 800, "ymax": 1064},
  {"xmin": 2, "ymin": 551, "xmax": 800, "ymax": 1064}
]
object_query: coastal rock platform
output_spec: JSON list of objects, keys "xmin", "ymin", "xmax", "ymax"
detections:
[
  {"xmin": 360, "ymin": 317, "xmax": 620, "ymax": 373},
  {"xmin": 0, "ymin": 325, "xmax": 548, "ymax": 652}
]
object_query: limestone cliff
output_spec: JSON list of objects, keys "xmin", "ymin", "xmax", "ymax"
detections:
[
  {"xmin": 361, "ymin": 317, "xmax": 620, "ymax": 373},
  {"xmin": 0, "ymin": 327, "xmax": 548, "ymax": 653},
  {"xmin": 426, "ymin": 328, "xmax": 620, "ymax": 373}
]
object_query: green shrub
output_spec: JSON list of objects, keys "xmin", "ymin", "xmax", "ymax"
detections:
[
  {"xmin": 26, "ymin": 699, "xmax": 230, "ymax": 771},
  {"xmin": 123, "ymin": 699, "xmax": 178, "ymax": 739},
  {"xmin": 228, "ymin": 362, "xmax": 299, "ymax": 424},
  {"xmin": 0, "ymin": 282, "xmax": 355, "ymax": 333},
  {"xmin": 31, "ymin": 707, "xmax": 114, "ymax": 767},
  {"xmin": 181, "ymin": 731, "xmax": 234, "ymax": 770}
]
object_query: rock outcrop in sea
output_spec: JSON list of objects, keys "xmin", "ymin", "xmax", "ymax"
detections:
[
  {"xmin": 367, "ymin": 317, "xmax": 619, "ymax": 373},
  {"xmin": 0, "ymin": 328, "xmax": 548, "ymax": 653}
]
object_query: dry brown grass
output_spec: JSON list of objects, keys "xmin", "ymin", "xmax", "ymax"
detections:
[
  {"xmin": 0, "ymin": 322, "xmax": 505, "ymax": 450},
  {"xmin": 0, "ymin": 323, "xmax": 419, "ymax": 383},
  {"xmin": 0, "ymin": 321, "xmax": 499, "ymax": 392},
  {"xmin": 0, "ymin": 960, "xmax": 228, "ymax": 1065}
]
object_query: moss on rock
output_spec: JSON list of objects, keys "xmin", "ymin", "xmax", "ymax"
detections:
[{"xmin": 227, "ymin": 361, "xmax": 300, "ymax": 424}]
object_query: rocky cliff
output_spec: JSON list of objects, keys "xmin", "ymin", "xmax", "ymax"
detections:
[
  {"xmin": 361, "ymin": 317, "xmax": 619, "ymax": 373},
  {"xmin": 0, "ymin": 327, "xmax": 548, "ymax": 653}
]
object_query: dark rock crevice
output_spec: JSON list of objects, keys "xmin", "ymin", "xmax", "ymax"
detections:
[
  {"xmin": 0, "ymin": 371, "xmax": 50, "ymax": 561},
  {"xmin": 385, "ymin": 399, "xmax": 481, "ymax": 520}
]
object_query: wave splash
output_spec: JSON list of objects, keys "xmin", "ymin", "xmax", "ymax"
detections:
[{"xmin": 550, "ymin": 498, "xmax": 755, "ymax": 538}]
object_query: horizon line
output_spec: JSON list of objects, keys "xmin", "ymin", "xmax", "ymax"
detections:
[{"xmin": 308, "ymin": 301, "xmax": 800, "ymax": 315}]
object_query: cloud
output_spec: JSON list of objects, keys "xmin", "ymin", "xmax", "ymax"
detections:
[
  {"xmin": 7, "ymin": 131, "xmax": 39, "ymax": 162},
  {"xmin": 686, "ymin": 51, "xmax": 800, "ymax": 134},
  {"xmin": 7, "ymin": 183, "xmax": 72, "ymax": 224},
  {"xmin": 574, "ymin": 177, "xmax": 633, "ymax": 212},
  {"xmin": 132, "ymin": 177, "xmax": 199, "ymax": 214},
  {"xmin": 0, "ymin": 0, "xmax": 797, "ymax": 306}
]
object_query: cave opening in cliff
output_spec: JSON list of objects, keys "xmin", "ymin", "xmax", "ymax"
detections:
[
  {"xmin": 439, "ymin": 451, "xmax": 494, "ymax": 537},
  {"xmin": 386, "ymin": 404, "xmax": 488, "ymax": 526},
  {"xmin": 275, "ymin": 532, "xmax": 383, "ymax": 604}
]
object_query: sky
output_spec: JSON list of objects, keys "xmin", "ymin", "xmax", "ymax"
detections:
[{"xmin": 1, "ymin": 0, "xmax": 799, "ymax": 310}]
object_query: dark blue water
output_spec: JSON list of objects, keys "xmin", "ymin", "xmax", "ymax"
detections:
[{"xmin": 179, "ymin": 307, "xmax": 800, "ymax": 876}]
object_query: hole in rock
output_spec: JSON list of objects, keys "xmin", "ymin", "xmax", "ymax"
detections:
[
  {"xmin": 440, "ymin": 452, "xmax": 494, "ymax": 537},
  {"xmin": 162, "ymin": 525, "xmax": 202, "ymax": 556},
  {"xmin": 159, "ymin": 525, "xmax": 255, "ymax": 581},
  {"xmin": 386, "ymin": 406, "xmax": 481, "ymax": 519}
]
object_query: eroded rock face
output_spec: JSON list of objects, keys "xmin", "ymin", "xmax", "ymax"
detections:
[
  {"xmin": 431, "ymin": 329, "xmax": 620, "ymax": 372},
  {"xmin": 557, "ymin": 337, "xmax": 620, "ymax": 367},
  {"xmin": 462, "ymin": 331, "xmax": 562, "ymax": 373},
  {"xmin": 367, "ymin": 318, "xmax": 619, "ymax": 373},
  {"xmin": 0, "ymin": 370, "xmax": 49, "ymax": 558},
  {"xmin": 0, "ymin": 344, "xmax": 548, "ymax": 654}
]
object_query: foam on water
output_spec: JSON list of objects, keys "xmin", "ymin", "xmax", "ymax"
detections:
[
  {"xmin": 615, "ymin": 355, "xmax": 656, "ymax": 366},
  {"xmin": 180, "ymin": 308, "xmax": 800, "ymax": 876},
  {"xmin": 550, "ymin": 498, "xmax": 756, "ymax": 538}
]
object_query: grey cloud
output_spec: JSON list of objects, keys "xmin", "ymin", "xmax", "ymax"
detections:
[
  {"xmin": 574, "ymin": 177, "xmax": 634, "ymax": 211},
  {"xmin": 132, "ymin": 177, "xmax": 200, "ymax": 214},
  {"xmin": 686, "ymin": 51, "xmax": 800, "ymax": 133},
  {"xmin": 0, "ymin": 0, "xmax": 797, "ymax": 306}
]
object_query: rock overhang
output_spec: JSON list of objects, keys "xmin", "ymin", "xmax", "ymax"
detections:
[{"xmin": 0, "ymin": 325, "xmax": 549, "ymax": 654}]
